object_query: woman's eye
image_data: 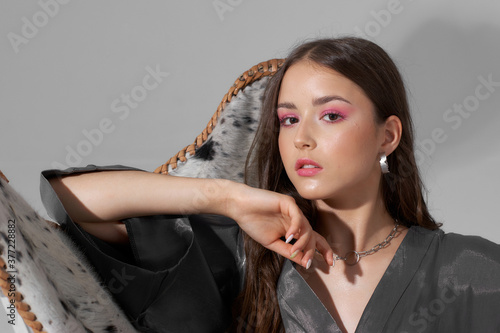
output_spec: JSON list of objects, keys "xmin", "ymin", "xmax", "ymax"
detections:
[
  {"xmin": 322, "ymin": 113, "xmax": 341, "ymax": 122},
  {"xmin": 280, "ymin": 117, "xmax": 299, "ymax": 126}
]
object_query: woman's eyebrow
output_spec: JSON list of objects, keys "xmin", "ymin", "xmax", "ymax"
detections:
[
  {"xmin": 277, "ymin": 96, "xmax": 352, "ymax": 110},
  {"xmin": 313, "ymin": 95, "xmax": 351, "ymax": 106},
  {"xmin": 276, "ymin": 102, "xmax": 296, "ymax": 109}
]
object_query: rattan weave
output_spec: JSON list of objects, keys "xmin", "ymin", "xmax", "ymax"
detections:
[
  {"xmin": 0, "ymin": 171, "xmax": 8, "ymax": 183},
  {"xmin": 154, "ymin": 58, "xmax": 284, "ymax": 175},
  {"xmin": 1, "ymin": 258, "xmax": 45, "ymax": 333},
  {"xmin": 0, "ymin": 231, "xmax": 46, "ymax": 333}
]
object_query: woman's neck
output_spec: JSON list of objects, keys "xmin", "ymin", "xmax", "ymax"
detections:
[{"xmin": 314, "ymin": 196, "xmax": 396, "ymax": 256}]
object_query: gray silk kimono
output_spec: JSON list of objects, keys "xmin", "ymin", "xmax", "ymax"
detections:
[
  {"xmin": 41, "ymin": 165, "xmax": 500, "ymax": 332},
  {"xmin": 278, "ymin": 227, "xmax": 500, "ymax": 332}
]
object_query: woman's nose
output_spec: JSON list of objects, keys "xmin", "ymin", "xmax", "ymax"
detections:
[{"xmin": 293, "ymin": 121, "xmax": 316, "ymax": 150}]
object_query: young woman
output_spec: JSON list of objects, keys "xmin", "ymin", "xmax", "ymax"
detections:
[{"xmin": 41, "ymin": 37, "xmax": 500, "ymax": 332}]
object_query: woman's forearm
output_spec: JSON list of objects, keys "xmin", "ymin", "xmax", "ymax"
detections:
[
  {"xmin": 49, "ymin": 170, "xmax": 235, "ymax": 223},
  {"xmin": 49, "ymin": 169, "xmax": 334, "ymax": 268}
]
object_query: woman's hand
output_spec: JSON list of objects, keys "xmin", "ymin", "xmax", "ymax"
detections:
[{"xmin": 225, "ymin": 183, "xmax": 334, "ymax": 268}]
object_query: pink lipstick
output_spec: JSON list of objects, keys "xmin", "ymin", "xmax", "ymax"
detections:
[{"xmin": 295, "ymin": 158, "xmax": 323, "ymax": 177}]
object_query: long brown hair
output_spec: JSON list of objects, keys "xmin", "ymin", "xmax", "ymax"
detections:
[{"xmin": 233, "ymin": 37, "xmax": 440, "ymax": 332}]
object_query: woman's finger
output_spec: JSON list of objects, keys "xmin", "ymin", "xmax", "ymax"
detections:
[
  {"xmin": 314, "ymin": 232, "xmax": 334, "ymax": 266},
  {"xmin": 286, "ymin": 205, "xmax": 312, "ymax": 250},
  {"xmin": 283, "ymin": 200, "xmax": 304, "ymax": 243},
  {"xmin": 266, "ymin": 240, "xmax": 306, "ymax": 267},
  {"xmin": 301, "ymin": 238, "xmax": 317, "ymax": 269},
  {"xmin": 289, "ymin": 226, "xmax": 312, "ymax": 255}
]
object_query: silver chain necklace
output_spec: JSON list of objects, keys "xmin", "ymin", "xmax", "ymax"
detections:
[{"xmin": 332, "ymin": 223, "xmax": 399, "ymax": 267}]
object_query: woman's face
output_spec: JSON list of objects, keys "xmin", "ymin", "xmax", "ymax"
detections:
[{"xmin": 277, "ymin": 60, "xmax": 386, "ymax": 207}]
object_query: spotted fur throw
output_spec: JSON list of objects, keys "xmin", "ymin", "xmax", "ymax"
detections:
[
  {"xmin": 0, "ymin": 178, "xmax": 138, "ymax": 332},
  {"xmin": 0, "ymin": 72, "xmax": 269, "ymax": 333},
  {"xmin": 166, "ymin": 76, "xmax": 269, "ymax": 186}
]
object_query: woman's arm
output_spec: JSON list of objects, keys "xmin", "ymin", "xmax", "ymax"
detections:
[
  {"xmin": 49, "ymin": 170, "xmax": 333, "ymax": 268},
  {"xmin": 49, "ymin": 170, "xmax": 231, "ymax": 222}
]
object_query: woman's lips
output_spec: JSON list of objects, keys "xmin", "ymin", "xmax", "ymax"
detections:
[{"xmin": 295, "ymin": 158, "xmax": 323, "ymax": 177}]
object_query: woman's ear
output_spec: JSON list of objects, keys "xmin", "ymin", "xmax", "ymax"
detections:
[{"xmin": 380, "ymin": 115, "xmax": 402, "ymax": 156}]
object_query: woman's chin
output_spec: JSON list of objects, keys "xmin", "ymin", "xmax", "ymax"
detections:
[{"xmin": 296, "ymin": 188, "xmax": 329, "ymax": 201}]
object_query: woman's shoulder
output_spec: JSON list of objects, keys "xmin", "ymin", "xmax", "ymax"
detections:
[
  {"xmin": 407, "ymin": 226, "xmax": 500, "ymax": 304},
  {"xmin": 410, "ymin": 225, "xmax": 500, "ymax": 263}
]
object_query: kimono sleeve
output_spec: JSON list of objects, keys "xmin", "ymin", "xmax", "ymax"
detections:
[{"xmin": 40, "ymin": 165, "xmax": 244, "ymax": 332}]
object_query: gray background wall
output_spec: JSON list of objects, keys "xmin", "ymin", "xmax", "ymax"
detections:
[{"xmin": 1, "ymin": 1, "xmax": 499, "ymax": 331}]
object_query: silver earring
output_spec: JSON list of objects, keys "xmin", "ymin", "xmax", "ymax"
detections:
[{"xmin": 380, "ymin": 153, "xmax": 390, "ymax": 174}]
